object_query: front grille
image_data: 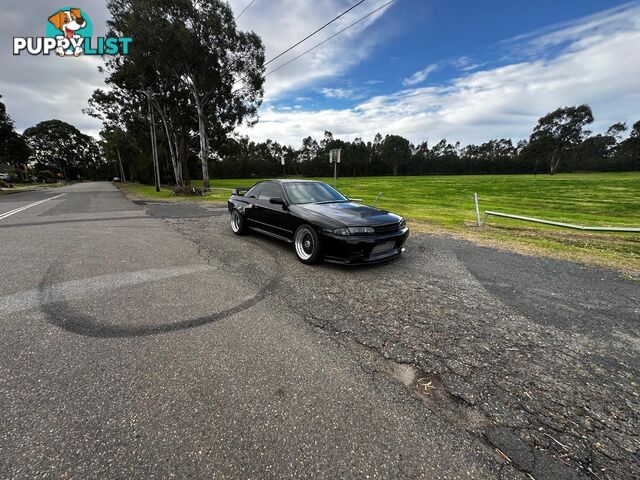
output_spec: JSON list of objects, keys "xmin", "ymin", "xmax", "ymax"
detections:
[{"xmin": 373, "ymin": 222, "xmax": 400, "ymax": 234}]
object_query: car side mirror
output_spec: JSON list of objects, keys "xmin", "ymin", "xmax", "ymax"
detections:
[{"xmin": 270, "ymin": 197, "xmax": 286, "ymax": 206}]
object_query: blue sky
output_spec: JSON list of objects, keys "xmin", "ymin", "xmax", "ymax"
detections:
[
  {"xmin": 2, "ymin": 0, "xmax": 640, "ymax": 147},
  {"xmin": 232, "ymin": 0, "xmax": 640, "ymax": 146},
  {"xmin": 273, "ymin": 0, "xmax": 619, "ymax": 108}
]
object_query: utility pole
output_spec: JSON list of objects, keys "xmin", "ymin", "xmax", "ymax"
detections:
[
  {"xmin": 146, "ymin": 89, "xmax": 161, "ymax": 192},
  {"xmin": 116, "ymin": 148, "xmax": 126, "ymax": 182}
]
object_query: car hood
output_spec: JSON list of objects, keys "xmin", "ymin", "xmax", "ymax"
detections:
[{"xmin": 294, "ymin": 202, "xmax": 402, "ymax": 227}]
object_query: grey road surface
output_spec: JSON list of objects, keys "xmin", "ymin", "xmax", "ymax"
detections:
[
  {"xmin": 1, "ymin": 183, "xmax": 512, "ymax": 479},
  {"xmin": 1, "ymin": 182, "xmax": 638, "ymax": 479},
  {"xmin": 170, "ymin": 190, "xmax": 639, "ymax": 480}
]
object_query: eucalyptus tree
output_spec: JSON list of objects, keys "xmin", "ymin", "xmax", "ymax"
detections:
[
  {"xmin": 89, "ymin": 3, "xmax": 187, "ymax": 189},
  {"xmin": 0, "ymin": 95, "xmax": 14, "ymax": 154},
  {"xmin": 381, "ymin": 135, "xmax": 411, "ymax": 176},
  {"xmin": 0, "ymin": 95, "xmax": 30, "ymax": 177},
  {"xmin": 103, "ymin": 0, "xmax": 265, "ymax": 189},
  {"xmin": 530, "ymin": 105, "xmax": 594, "ymax": 174}
]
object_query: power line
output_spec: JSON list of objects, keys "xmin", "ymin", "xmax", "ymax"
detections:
[
  {"xmin": 264, "ymin": 0, "xmax": 368, "ymax": 67},
  {"xmin": 265, "ymin": 0, "xmax": 394, "ymax": 77},
  {"xmin": 235, "ymin": 0, "xmax": 257, "ymax": 20}
]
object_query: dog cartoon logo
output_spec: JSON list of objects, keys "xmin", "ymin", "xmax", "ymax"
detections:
[
  {"xmin": 47, "ymin": 8, "xmax": 89, "ymax": 56},
  {"xmin": 13, "ymin": 7, "xmax": 131, "ymax": 57}
]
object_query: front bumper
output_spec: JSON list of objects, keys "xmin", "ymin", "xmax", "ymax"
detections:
[{"xmin": 319, "ymin": 228, "xmax": 409, "ymax": 264}]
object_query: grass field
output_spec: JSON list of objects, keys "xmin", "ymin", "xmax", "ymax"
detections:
[{"xmin": 118, "ymin": 172, "xmax": 640, "ymax": 275}]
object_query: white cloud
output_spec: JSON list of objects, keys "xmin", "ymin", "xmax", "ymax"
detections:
[
  {"xmin": 241, "ymin": 3, "xmax": 640, "ymax": 147},
  {"xmin": 1, "ymin": 0, "xmax": 397, "ymax": 135},
  {"xmin": 451, "ymin": 56, "xmax": 483, "ymax": 72},
  {"xmin": 320, "ymin": 87, "xmax": 355, "ymax": 99},
  {"xmin": 232, "ymin": 0, "xmax": 397, "ymax": 100},
  {"xmin": 508, "ymin": 1, "xmax": 640, "ymax": 52},
  {"xmin": 402, "ymin": 64, "xmax": 438, "ymax": 86}
]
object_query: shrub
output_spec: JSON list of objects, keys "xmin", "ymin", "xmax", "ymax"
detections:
[{"xmin": 174, "ymin": 186, "xmax": 205, "ymax": 197}]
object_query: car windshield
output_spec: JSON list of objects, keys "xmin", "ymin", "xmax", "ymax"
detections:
[{"xmin": 283, "ymin": 182, "xmax": 348, "ymax": 205}]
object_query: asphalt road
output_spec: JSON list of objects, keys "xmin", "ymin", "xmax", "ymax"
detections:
[{"xmin": 0, "ymin": 182, "xmax": 638, "ymax": 479}]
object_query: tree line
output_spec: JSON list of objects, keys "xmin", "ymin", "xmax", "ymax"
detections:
[{"xmin": 213, "ymin": 108, "xmax": 639, "ymax": 179}]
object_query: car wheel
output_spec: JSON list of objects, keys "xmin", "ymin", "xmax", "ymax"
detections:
[
  {"xmin": 230, "ymin": 209, "xmax": 247, "ymax": 235},
  {"xmin": 294, "ymin": 225, "xmax": 322, "ymax": 264}
]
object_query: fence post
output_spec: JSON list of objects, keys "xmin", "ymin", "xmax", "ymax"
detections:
[{"xmin": 473, "ymin": 193, "xmax": 481, "ymax": 227}]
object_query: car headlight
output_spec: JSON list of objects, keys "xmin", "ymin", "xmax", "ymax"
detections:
[
  {"xmin": 333, "ymin": 226, "xmax": 374, "ymax": 235},
  {"xmin": 399, "ymin": 219, "xmax": 407, "ymax": 229},
  {"xmin": 349, "ymin": 226, "xmax": 375, "ymax": 235}
]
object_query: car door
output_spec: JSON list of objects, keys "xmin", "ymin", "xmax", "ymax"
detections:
[
  {"xmin": 242, "ymin": 183, "xmax": 263, "ymax": 224},
  {"xmin": 254, "ymin": 182, "xmax": 291, "ymax": 238}
]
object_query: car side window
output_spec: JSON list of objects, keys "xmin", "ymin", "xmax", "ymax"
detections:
[
  {"xmin": 257, "ymin": 182, "xmax": 283, "ymax": 201},
  {"xmin": 245, "ymin": 184, "xmax": 263, "ymax": 198}
]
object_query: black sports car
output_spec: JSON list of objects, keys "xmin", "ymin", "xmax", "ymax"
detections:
[{"xmin": 227, "ymin": 180, "xmax": 409, "ymax": 264}]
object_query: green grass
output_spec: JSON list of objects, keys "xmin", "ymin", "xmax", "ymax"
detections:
[
  {"xmin": 120, "ymin": 173, "xmax": 640, "ymax": 274},
  {"xmin": 202, "ymin": 172, "xmax": 640, "ymax": 228},
  {"xmin": 0, "ymin": 182, "xmax": 66, "ymax": 195},
  {"xmin": 118, "ymin": 182, "xmax": 183, "ymax": 200}
]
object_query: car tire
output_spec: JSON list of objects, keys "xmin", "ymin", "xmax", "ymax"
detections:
[
  {"xmin": 230, "ymin": 209, "xmax": 247, "ymax": 235},
  {"xmin": 294, "ymin": 225, "xmax": 322, "ymax": 264}
]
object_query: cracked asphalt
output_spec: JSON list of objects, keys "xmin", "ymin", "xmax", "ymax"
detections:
[
  {"xmin": 169, "ymin": 196, "xmax": 639, "ymax": 479},
  {"xmin": 0, "ymin": 182, "xmax": 513, "ymax": 479},
  {"xmin": 1, "ymin": 182, "xmax": 638, "ymax": 479}
]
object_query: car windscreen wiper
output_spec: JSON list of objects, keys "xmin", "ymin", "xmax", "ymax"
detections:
[{"xmin": 316, "ymin": 200, "xmax": 348, "ymax": 204}]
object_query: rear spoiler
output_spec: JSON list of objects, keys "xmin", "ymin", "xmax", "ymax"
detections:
[{"xmin": 232, "ymin": 187, "xmax": 249, "ymax": 196}]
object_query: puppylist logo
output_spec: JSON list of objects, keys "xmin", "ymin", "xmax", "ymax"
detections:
[{"xmin": 13, "ymin": 7, "xmax": 131, "ymax": 57}]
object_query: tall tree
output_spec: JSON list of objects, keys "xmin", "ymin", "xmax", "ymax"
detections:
[
  {"xmin": 23, "ymin": 120, "xmax": 99, "ymax": 180},
  {"xmin": 530, "ymin": 105, "xmax": 594, "ymax": 174},
  {"xmin": 0, "ymin": 95, "xmax": 14, "ymax": 156},
  {"xmin": 606, "ymin": 122, "xmax": 627, "ymax": 142},
  {"xmin": 381, "ymin": 135, "xmax": 411, "ymax": 176},
  {"xmin": 614, "ymin": 120, "xmax": 640, "ymax": 171},
  {"xmin": 99, "ymin": 0, "xmax": 265, "ymax": 189},
  {"xmin": 0, "ymin": 95, "xmax": 31, "ymax": 178}
]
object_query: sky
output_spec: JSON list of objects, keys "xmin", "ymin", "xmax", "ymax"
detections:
[{"xmin": 2, "ymin": 0, "xmax": 640, "ymax": 147}]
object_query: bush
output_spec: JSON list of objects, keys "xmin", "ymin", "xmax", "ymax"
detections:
[
  {"xmin": 37, "ymin": 170, "xmax": 56, "ymax": 182},
  {"xmin": 173, "ymin": 186, "xmax": 205, "ymax": 197}
]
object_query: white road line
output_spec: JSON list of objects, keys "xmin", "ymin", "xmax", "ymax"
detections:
[
  {"xmin": 0, "ymin": 265, "xmax": 215, "ymax": 315},
  {"xmin": 0, "ymin": 194, "xmax": 65, "ymax": 220}
]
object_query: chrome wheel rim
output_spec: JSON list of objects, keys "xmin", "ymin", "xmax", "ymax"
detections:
[
  {"xmin": 295, "ymin": 229, "xmax": 314, "ymax": 260},
  {"xmin": 231, "ymin": 211, "xmax": 241, "ymax": 232}
]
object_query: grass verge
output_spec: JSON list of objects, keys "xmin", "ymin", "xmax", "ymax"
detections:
[{"xmin": 0, "ymin": 182, "xmax": 67, "ymax": 195}]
